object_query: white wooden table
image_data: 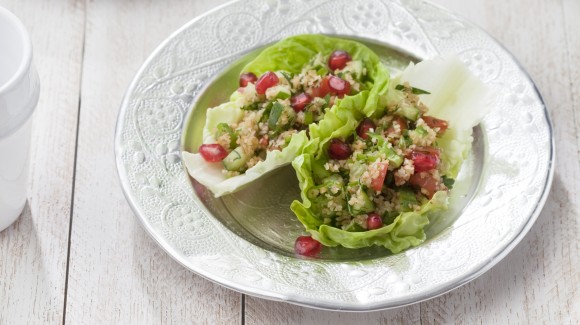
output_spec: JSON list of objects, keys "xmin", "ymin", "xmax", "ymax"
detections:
[{"xmin": 1, "ymin": 0, "xmax": 578, "ymax": 324}]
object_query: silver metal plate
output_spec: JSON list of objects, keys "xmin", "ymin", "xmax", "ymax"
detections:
[{"xmin": 115, "ymin": 0, "xmax": 554, "ymax": 311}]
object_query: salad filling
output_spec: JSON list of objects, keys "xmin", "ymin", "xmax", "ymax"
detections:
[
  {"xmin": 297, "ymin": 83, "xmax": 449, "ymax": 232},
  {"xmin": 183, "ymin": 35, "xmax": 389, "ymax": 197},
  {"xmin": 182, "ymin": 35, "xmax": 491, "ymax": 256},
  {"xmin": 291, "ymin": 56, "xmax": 491, "ymax": 254},
  {"xmin": 203, "ymin": 50, "xmax": 367, "ymax": 177}
]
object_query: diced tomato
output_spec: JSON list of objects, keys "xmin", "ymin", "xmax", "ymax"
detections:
[
  {"xmin": 328, "ymin": 75, "xmax": 351, "ymax": 97},
  {"xmin": 259, "ymin": 136, "xmax": 269, "ymax": 148},
  {"xmin": 255, "ymin": 71, "xmax": 279, "ymax": 94},
  {"xmin": 387, "ymin": 117, "xmax": 408, "ymax": 134},
  {"xmin": 198, "ymin": 144, "xmax": 228, "ymax": 162},
  {"xmin": 291, "ymin": 92, "xmax": 312, "ymax": 112},
  {"xmin": 410, "ymin": 147, "xmax": 440, "ymax": 172},
  {"xmin": 311, "ymin": 76, "xmax": 331, "ymax": 98},
  {"xmin": 294, "ymin": 236, "xmax": 322, "ymax": 257},
  {"xmin": 422, "ymin": 116, "xmax": 448, "ymax": 135},
  {"xmin": 408, "ymin": 172, "xmax": 439, "ymax": 199},
  {"xmin": 370, "ymin": 162, "xmax": 388, "ymax": 192},
  {"xmin": 239, "ymin": 72, "xmax": 257, "ymax": 87},
  {"xmin": 366, "ymin": 212, "xmax": 383, "ymax": 230},
  {"xmin": 393, "ymin": 117, "xmax": 408, "ymax": 131},
  {"xmin": 328, "ymin": 50, "xmax": 351, "ymax": 71}
]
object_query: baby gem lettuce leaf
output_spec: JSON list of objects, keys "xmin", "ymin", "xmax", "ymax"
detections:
[
  {"xmin": 291, "ymin": 56, "xmax": 491, "ymax": 252},
  {"xmin": 242, "ymin": 34, "xmax": 391, "ymax": 118},
  {"xmin": 291, "ymin": 151, "xmax": 448, "ymax": 253},
  {"xmin": 183, "ymin": 128, "xmax": 308, "ymax": 197},
  {"xmin": 390, "ymin": 56, "xmax": 492, "ymax": 178},
  {"xmin": 183, "ymin": 35, "xmax": 389, "ymax": 197}
]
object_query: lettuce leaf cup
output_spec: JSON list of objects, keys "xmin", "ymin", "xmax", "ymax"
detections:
[
  {"xmin": 291, "ymin": 56, "xmax": 491, "ymax": 254},
  {"xmin": 183, "ymin": 34, "xmax": 390, "ymax": 197}
]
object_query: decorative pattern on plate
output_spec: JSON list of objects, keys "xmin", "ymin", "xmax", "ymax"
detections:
[{"xmin": 115, "ymin": 0, "xmax": 554, "ymax": 310}]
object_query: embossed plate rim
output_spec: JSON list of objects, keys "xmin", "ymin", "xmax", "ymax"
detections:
[{"xmin": 115, "ymin": 0, "xmax": 555, "ymax": 311}]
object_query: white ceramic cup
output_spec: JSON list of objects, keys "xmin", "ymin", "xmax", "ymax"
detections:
[{"xmin": 0, "ymin": 7, "xmax": 39, "ymax": 232}]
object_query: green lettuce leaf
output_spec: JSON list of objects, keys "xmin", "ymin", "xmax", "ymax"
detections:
[
  {"xmin": 183, "ymin": 129, "xmax": 308, "ymax": 197},
  {"xmin": 307, "ymin": 91, "xmax": 367, "ymax": 158},
  {"xmin": 389, "ymin": 56, "xmax": 492, "ymax": 178},
  {"xmin": 291, "ymin": 56, "xmax": 491, "ymax": 252},
  {"xmin": 291, "ymin": 151, "xmax": 448, "ymax": 253},
  {"xmin": 242, "ymin": 34, "xmax": 391, "ymax": 117},
  {"xmin": 183, "ymin": 35, "xmax": 391, "ymax": 197}
]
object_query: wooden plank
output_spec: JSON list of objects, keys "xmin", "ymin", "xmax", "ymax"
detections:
[
  {"xmin": 563, "ymin": 0, "xmax": 580, "ymax": 156},
  {"xmin": 0, "ymin": 0, "xmax": 85, "ymax": 324},
  {"xmin": 421, "ymin": 0, "xmax": 579, "ymax": 324},
  {"xmin": 246, "ymin": 297, "xmax": 420, "ymax": 325},
  {"xmin": 63, "ymin": 0, "xmax": 241, "ymax": 324},
  {"xmin": 561, "ymin": 0, "xmax": 580, "ymax": 320}
]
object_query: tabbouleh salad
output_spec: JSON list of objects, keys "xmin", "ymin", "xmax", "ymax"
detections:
[
  {"xmin": 182, "ymin": 34, "xmax": 490, "ymax": 257},
  {"xmin": 200, "ymin": 49, "xmax": 367, "ymax": 176}
]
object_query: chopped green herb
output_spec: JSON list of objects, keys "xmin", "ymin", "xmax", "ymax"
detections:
[
  {"xmin": 215, "ymin": 123, "xmax": 238, "ymax": 148},
  {"xmin": 395, "ymin": 84, "xmax": 431, "ymax": 95},
  {"xmin": 398, "ymin": 188, "xmax": 418, "ymax": 211},
  {"xmin": 241, "ymin": 102, "xmax": 260, "ymax": 111},
  {"xmin": 442, "ymin": 176, "xmax": 455, "ymax": 189},
  {"xmin": 268, "ymin": 102, "xmax": 284, "ymax": 129},
  {"xmin": 303, "ymin": 110, "xmax": 314, "ymax": 125},
  {"xmin": 280, "ymin": 71, "xmax": 293, "ymax": 83},
  {"xmin": 324, "ymin": 94, "xmax": 331, "ymax": 106}
]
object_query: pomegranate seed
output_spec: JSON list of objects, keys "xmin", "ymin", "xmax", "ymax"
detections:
[
  {"xmin": 239, "ymin": 72, "xmax": 257, "ymax": 87},
  {"xmin": 367, "ymin": 212, "xmax": 383, "ymax": 230},
  {"xmin": 198, "ymin": 144, "xmax": 228, "ymax": 162},
  {"xmin": 422, "ymin": 116, "xmax": 448, "ymax": 135},
  {"xmin": 356, "ymin": 118, "xmax": 376, "ymax": 140},
  {"xmin": 328, "ymin": 50, "xmax": 351, "ymax": 71},
  {"xmin": 327, "ymin": 138, "xmax": 352, "ymax": 160},
  {"xmin": 255, "ymin": 71, "xmax": 279, "ymax": 95},
  {"xmin": 411, "ymin": 147, "xmax": 440, "ymax": 172},
  {"xmin": 294, "ymin": 236, "xmax": 322, "ymax": 257},
  {"xmin": 328, "ymin": 75, "xmax": 350, "ymax": 97},
  {"xmin": 291, "ymin": 92, "xmax": 312, "ymax": 112}
]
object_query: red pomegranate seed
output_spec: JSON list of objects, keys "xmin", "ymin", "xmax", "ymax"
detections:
[
  {"xmin": 327, "ymin": 138, "xmax": 352, "ymax": 160},
  {"xmin": 328, "ymin": 50, "xmax": 351, "ymax": 71},
  {"xmin": 356, "ymin": 118, "xmax": 376, "ymax": 140},
  {"xmin": 239, "ymin": 72, "xmax": 257, "ymax": 87},
  {"xmin": 255, "ymin": 71, "xmax": 279, "ymax": 95},
  {"xmin": 367, "ymin": 212, "xmax": 383, "ymax": 230},
  {"xmin": 198, "ymin": 144, "xmax": 228, "ymax": 162},
  {"xmin": 291, "ymin": 92, "xmax": 312, "ymax": 112},
  {"xmin": 328, "ymin": 75, "xmax": 350, "ymax": 97},
  {"xmin": 411, "ymin": 147, "xmax": 440, "ymax": 172},
  {"xmin": 422, "ymin": 116, "xmax": 449, "ymax": 135},
  {"xmin": 294, "ymin": 236, "xmax": 322, "ymax": 257}
]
